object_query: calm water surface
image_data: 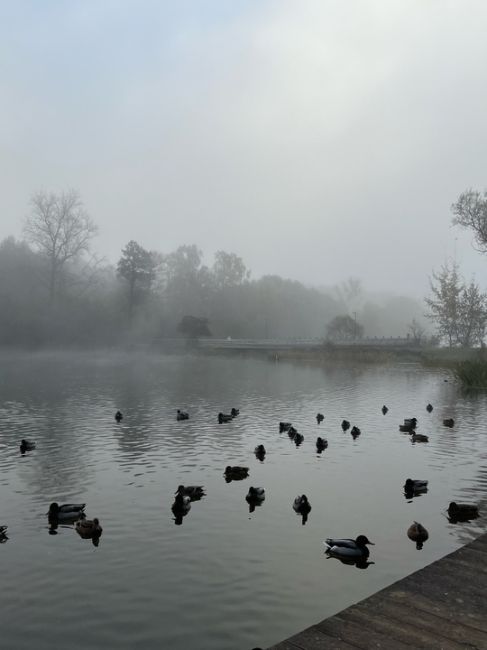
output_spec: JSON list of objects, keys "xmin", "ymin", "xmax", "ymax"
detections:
[{"xmin": 0, "ymin": 352, "xmax": 486, "ymax": 650}]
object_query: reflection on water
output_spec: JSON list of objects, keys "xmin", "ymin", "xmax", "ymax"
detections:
[{"xmin": 0, "ymin": 352, "xmax": 486, "ymax": 650}]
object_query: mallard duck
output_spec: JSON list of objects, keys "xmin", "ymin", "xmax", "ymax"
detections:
[
  {"xmin": 324, "ymin": 535, "xmax": 374, "ymax": 558},
  {"xmin": 231, "ymin": 408, "xmax": 240, "ymax": 418},
  {"xmin": 426, "ymin": 403, "xmax": 433, "ymax": 413},
  {"xmin": 254, "ymin": 444, "xmax": 266, "ymax": 458},
  {"xmin": 224, "ymin": 466, "xmax": 249, "ymax": 480},
  {"xmin": 399, "ymin": 424, "xmax": 414, "ymax": 432},
  {"xmin": 316, "ymin": 437, "xmax": 328, "ymax": 451},
  {"xmin": 443, "ymin": 418, "xmax": 454, "ymax": 428},
  {"xmin": 341, "ymin": 420, "xmax": 350, "ymax": 431},
  {"xmin": 293, "ymin": 495, "xmax": 312, "ymax": 514},
  {"xmin": 75, "ymin": 517, "xmax": 102, "ymax": 538},
  {"xmin": 177, "ymin": 410, "xmax": 189, "ymax": 421},
  {"xmin": 351, "ymin": 426, "xmax": 361, "ymax": 438},
  {"xmin": 400, "ymin": 417, "xmax": 418, "ymax": 431},
  {"xmin": 175, "ymin": 485, "xmax": 205, "ymax": 500},
  {"xmin": 411, "ymin": 433, "xmax": 428, "ymax": 443},
  {"xmin": 404, "ymin": 479, "xmax": 428, "ymax": 491},
  {"xmin": 287, "ymin": 425, "xmax": 298, "ymax": 438},
  {"xmin": 20, "ymin": 439, "xmax": 36, "ymax": 452},
  {"xmin": 48, "ymin": 503, "xmax": 86, "ymax": 521},
  {"xmin": 407, "ymin": 521, "xmax": 429, "ymax": 549},
  {"xmin": 294, "ymin": 432, "xmax": 304, "ymax": 446},
  {"xmin": 218, "ymin": 412, "xmax": 233, "ymax": 424},
  {"xmin": 279, "ymin": 422, "xmax": 292, "ymax": 432},
  {"xmin": 172, "ymin": 493, "xmax": 191, "ymax": 512},
  {"xmin": 115, "ymin": 410, "xmax": 123, "ymax": 422},
  {"xmin": 0, "ymin": 525, "xmax": 7, "ymax": 537},
  {"xmin": 246, "ymin": 487, "xmax": 265, "ymax": 501},
  {"xmin": 382, "ymin": 405, "xmax": 388, "ymax": 415},
  {"xmin": 316, "ymin": 413, "xmax": 324, "ymax": 424},
  {"xmin": 447, "ymin": 502, "xmax": 479, "ymax": 519}
]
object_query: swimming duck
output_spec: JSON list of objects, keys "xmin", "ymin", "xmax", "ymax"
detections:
[
  {"xmin": 316, "ymin": 437, "xmax": 328, "ymax": 451},
  {"xmin": 172, "ymin": 493, "xmax": 191, "ymax": 512},
  {"xmin": 382, "ymin": 405, "xmax": 388, "ymax": 415},
  {"xmin": 407, "ymin": 521, "xmax": 429, "ymax": 549},
  {"xmin": 175, "ymin": 485, "xmax": 205, "ymax": 500},
  {"xmin": 399, "ymin": 417, "xmax": 418, "ymax": 432},
  {"xmin": 287, "ymin": 425, "xmax": 298, "ymax": 438},
  {"xmin": 447, "ymin": 502, "xmax": 479, "ymax": 520},
  {"xmin": 324, "ymin": 535, "xmax": 374, "ymax": 558},
  {"xmin": 426, "ymin": 404, "xmax": 433, "ymax": 413},
  {"xmin": 176, "ymin": 410, "xmax": 189, "ymax": 421},
  {"xmin": 231, "ymin": 408, "xmax": 240, "ymax": 418},
  {"xmin": 293, "ymin": 432, "xmax": 304, "ymax": 446},
  {"xmin": 351, "ymin": 426, "xmax": 361, "ymax": 438},
  {"xmin": 341, "ymin": 420, "xmax": 350, "ymax": 431},
  {"xmin": 48, "ymin": 503, "xmax": 86, "ymax": 521},
  {"xmin": 293, "ymin": 495, "xmax": 312, "ymax": 515},
  {"xmin": 254, "ymin": 444, "xmax": 266, "ymax": 459},
  {"xmin": 0, "ymin": 525, "xmax": 8, "ymax": 541},
  {"xmin": 115, "ymin": 410, "xmax": 123, "ymax": 422},
  {"xmin": 316, "ymin": 413, "xmax": 324, "ymax": 424},
  {"xmin": 246, "ymin": 487, "xmax": 265, "ymax": 501},
  {"xmin": 279, "ymin": 422, "xmax": 292, "ymax": 432},
  {"xmin": 224, "ymin": 466, "xmax": 249, "ymax": 481},
  {"xmin": 443, "ymin": 418, "xmax": 454, "ymax": 428},
  {"xmin": 75, "ymin": 517, "xmax": 103, "ymax": 538},
  {"xmin": 20, "ymin": 439, "xmax": 36, "ymax": 453},
  {"xmin": 411, "ymin": 433, "xmax": 429, "ymax": 443},
  {"xmin": 404, "ymin": 479, "xmax": 428, "ymax": 491},
  {"xmin": 218, "ymin": 412, "xmax": 233, "ymax": 424}
]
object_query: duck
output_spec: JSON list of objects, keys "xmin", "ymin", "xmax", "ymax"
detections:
[
  {"xmin": 316, "ymin": 413, "xmax": 324, "ymax": 424},
  {"xmin": 224, "ymin": 466, "xmax": 249, "ymax": 481},
  {"xmin": 351, "ymin": 426, "xmax": 361, "ymax": 438},
  {"xmin": 115, "ymin": 410, "xmax": 123, "ymax": 422},
  {"xmin": 20, "ymin": 439, "xmax": 36, "ymax": 453},
  {"xmin": 407, "ymin": 521, "xmax": 429, "ymax": 549},
  {"xmin": 426, "ymin": 404, "xmax": 433, "ymax": 413},
  {"xmin": 48, "ymin": 503, "xmax": 86, "ymax": 521},
  {"xmin": 316, "ymin": 437, "xmax": 328, "ymax": 451},
  {"xmin": 218, "ymin": 412, "xmax": 233, "ymax": 424},
  {"xmin": 382, "ymin": 405, "xmax": 388, "ymax": 415},
  {"xmin": 176, "ymin": 410, "xmax": 189, "ymax": 421},
  {"xmin": 293, "ymin": 432, "xmax": 304, "ymax": 446},
  {"xmin": 341, "ymin": 420, "xmax": 350, "ymax": 431},
  {"xmin": 172, "ymin": 492, "xmax": 191, "ymax": 512},
  {"xmin": 324, "ymin": 535, "xmax": 374, "ymax": 558},
  {"xmin": 287, "ymin": 425, "xmax": 298, "ymax": 438},
  {"xmin": 279, "ymin": 422, "xmax": 292, "ymax": 432},
  {"xmin": 231, "ymin": 408, "xmax": 240, "ymax": 418},
  {"xmin": 399, "ymin": 417, "xmax": 418, "ymax": 432},
  {"xmin": 246, "ymin": 487, "xmax": 265, "ymax": 501},
  {"xmin": 293, "ymin": 495, "xmax": 312, "ymax": 515},
  {"xmin": 175, "ymin": 485, "xmax": 205, "ymax": 500},
  {"xmin": 254, "ymin": 444, "xmax": 266, "ymax": 458},
  {"xmin": 447, "ymin": 502, "xmax": 479, "ymax": 520},
  {"xmin": 404, "ymin": 478, "xmax": 428, "ymax": 492},
  {"xmin": 75, "ymin": 517, "xmax": 103, "ymax": 538},
  {"xmin": 411, "ymin": 433, "xmax": 429, "ymax": 443},
  {"xmin": 443, "ymin": 418, "xmax": 454, "ymax": 428},
  {"xmin": 0, "ymin": 525, "xmax": 8, "ymax": 541}
]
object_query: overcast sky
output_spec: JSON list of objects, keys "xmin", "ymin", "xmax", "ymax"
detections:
[{"xmin": 1, "ymin": 0, "xmax": 486, "ymax": 297}]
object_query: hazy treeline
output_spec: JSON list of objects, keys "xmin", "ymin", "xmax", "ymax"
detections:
[{"xmin": 0, "ymin": 233, "xmax": 428, "ymax": 347}]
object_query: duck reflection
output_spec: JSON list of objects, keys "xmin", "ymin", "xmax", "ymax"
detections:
[{"xmin": 326, "ymin": 554, "xmax": 375, "ymax": 570}]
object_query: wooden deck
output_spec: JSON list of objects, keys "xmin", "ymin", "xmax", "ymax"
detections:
[{"xmin": 267, "ymin": 532, "xmax": 487, "ymax": 649}]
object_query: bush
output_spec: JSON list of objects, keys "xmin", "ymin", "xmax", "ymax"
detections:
[{"xmin": 454, "ymin": 359, "xmax": 487, "ymax": 389}]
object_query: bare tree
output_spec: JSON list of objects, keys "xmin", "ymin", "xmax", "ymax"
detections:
[
  {"xmin": 24, "ymin": 190, "xmax": 97, "ymax": 305},
  {"xmin": 452, "ymin": 189, "xmax": 487, "ymax": 253},
  {"xmin": 407, "ymin": 318, "xmax": 426, "ymax": 345}
]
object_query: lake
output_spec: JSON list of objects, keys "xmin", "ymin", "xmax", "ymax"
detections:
[{"xmin": 0, "ymin": 352, "xmax": 485, "ymax": 650}]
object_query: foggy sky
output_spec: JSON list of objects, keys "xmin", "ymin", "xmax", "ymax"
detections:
[{"xmin": 1, "ymin": 0, "xmax": 486, "ymax": 298}]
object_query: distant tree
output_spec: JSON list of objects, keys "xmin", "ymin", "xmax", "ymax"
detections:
[
  {"xmin": 23, "ymin": 190, "xmax": 97, "ymax": 305},
  {"xmin": 326, "ymin": 314, "xmax": 363, "ymax": 341},
  {"xmin": 452, "ymin": 189, "xmax": 487, "ymax": 253},
  {"xmin": 211, "ymin": 251, "xmax": 250, "ymax": 289},
  {"xmin": 407, "ymin": 318, "xmax": 426, "ymax": 345},
  {"xmin": 177, "ymin": 315, "xmax": 212, "ymax": 338},
  {"xmin": 117, "ymin": 240, "xmax": 158, "ymax": 323},
  {"xmin": 425, "ymin": 262, "xmax": 487, "ymax": 347}
]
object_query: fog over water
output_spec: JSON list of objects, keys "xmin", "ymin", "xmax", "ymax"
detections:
[{"xmin": 1, "ymin": 1, "xmax": 486, "ymax": 297}]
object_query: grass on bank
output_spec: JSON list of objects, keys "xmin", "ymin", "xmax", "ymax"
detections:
[{"xmin": 453, "ymin": 359, "xmax": 487, "ymax": 390}]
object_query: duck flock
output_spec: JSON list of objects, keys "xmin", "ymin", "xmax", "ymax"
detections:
[{"xmin": 1, "ymin": 403, "xmax": 480, "ymax": 559}]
